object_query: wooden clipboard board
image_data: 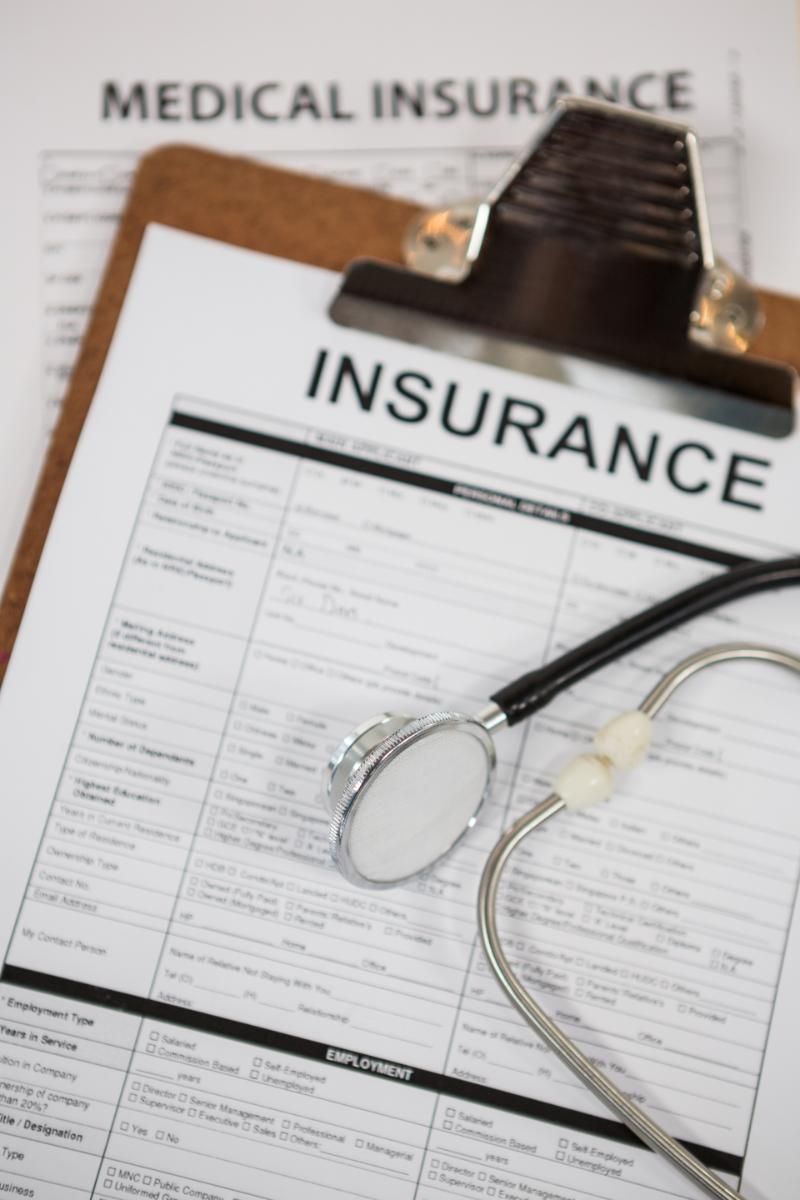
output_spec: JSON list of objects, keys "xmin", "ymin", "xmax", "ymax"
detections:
[{"xmin": 1, "ymin": 143, "xmax": 799, "ymax": 679}]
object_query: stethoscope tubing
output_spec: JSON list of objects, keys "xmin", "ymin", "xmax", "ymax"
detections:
[
  {"xmin": 491, "ymin": 554, "xmax": 800, "ymax": 725},
  {"xmin": 479, "ymin": 643, "xmax": 800, "ymax": 1200}
]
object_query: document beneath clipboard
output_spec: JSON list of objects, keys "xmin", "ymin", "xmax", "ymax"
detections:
[{"xmin": 0, "ymin": 110, "xmax": 798, "ymax": 1200}]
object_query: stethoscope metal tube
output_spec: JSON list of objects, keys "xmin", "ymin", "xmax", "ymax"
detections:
[{"xmin": 477, "ymin": 643, "xmax": 800, "ymax": 1200}]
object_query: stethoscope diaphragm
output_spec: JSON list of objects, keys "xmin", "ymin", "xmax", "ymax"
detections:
[{"xmin": 326, "ymin": 709, "xmax": 497, "ymax": 887}]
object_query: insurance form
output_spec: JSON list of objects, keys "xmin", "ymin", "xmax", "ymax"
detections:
[
  {"xmin": 1, "ymin": 0, "xmax": 799, "ymax": 593},
  {"xmin": 0, "ymin": 226, "xmax": 798, "ymax": 1199}
]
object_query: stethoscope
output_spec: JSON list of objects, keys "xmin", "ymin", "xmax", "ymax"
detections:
[{"xmin": 323, "ymin": 554, "xmax": 800, "ymax": 1200}]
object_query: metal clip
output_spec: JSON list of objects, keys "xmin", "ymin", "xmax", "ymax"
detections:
[
  {"xmin": 333, "ymin": 98, "xmax": 791, "ymax": 409},
  {"xmin": 406, "ymin": 214, "xmax": 762, "ymax": 356},
  {"xmin": 690, "ymin": 259, "xmax": 763, "ymax": 353}
]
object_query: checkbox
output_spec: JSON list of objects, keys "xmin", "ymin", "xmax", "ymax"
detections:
[
  {"xmin": 443, "ymin": 1120, "xmax": 452, "ymax": 1130},
  {"xmin": 146, "ymin": 1044, "xmax": 155, "ymax": 1054},
  {"xmin": 250, "ymin": 1070, "xmax": 258, "ymax": 1079},
  {"xmin": 120, "ymin": 1122, "xmax": 129, "ymax": 1132},
  {"xmin": 243, "ymin": 1122, "xmax": 250, "ymax": 1131},
  {"xmin": 104, "ymin": 1183, "xmax": 112, "ymax": 1190},
  {"xmin": 282, "ymin": 1119, "xmax": 290, "ymax": 1129},
  {"xmin": 179, "ymin": 1093, "xmax": 187, "ymax": 1102},
  {"xmin": 132, "ymin": 1082, "xmax": 141, "ymax": 1091},
  {"xmin": 431, "ymin": 1160, "xmax": 439, "ymax": 1168},
  {"xmin": 478, "ymin": 1172, "xmax": 486, "ymax": 1181},
  {"xmin": 280, "ymin": 1132, "xmax": 288, "ymax": 1141},
  {"xmin": 558, "ymin": 1138, "xmax": 568, "ymax": 1148},
  {"xmin": 253, "ymin": 1057, "xmax": 262, "ymax": 1067},
  {"xmin": 445, "ymin": 1107, "xmax": 455, "ymax": 1117},
  {"xmin": 108, "ymin": 1168, "xmax": 117, "ymax": 1177},
  {"xmin": 149, "ymin": 1031, "xmax": 159, "ymax": 1041},
  {"xmin": 428, "ymin": 1172, "xmax": 437, "ymax": 1180},
  {"xmin": 188, "ymin": 888, "xmax": 196, "ymax": 897},
  {"xmin": 143, "ymin": 1177, "xmax": 151, "ymax": 1186},
  {"xmin": 156, "ymin": 1131, "xmax": 164, "ymax": 1141},
  {"xmin": 189, "ymin": 1108, "xmax": 196, "ymax": 1117},
  {"xmin": 487, "ymin": 1190, "xmax": 496, "ymax": 1198},
  {"xmin": 129, "ymin": 1095, "xmax": 137, "ymax": 1103},
  {"xmin": 356, "ymin": 1138, "xmax": 363, "ymax": 1148},
  {"xmin": 556, "ymin": 1151, "xmax": 565, "ymax": 1161}
]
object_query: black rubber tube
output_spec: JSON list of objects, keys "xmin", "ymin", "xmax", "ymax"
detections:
[{"xmin": 491, "ymin": 555, "xmax": 800, "ymax": 726}]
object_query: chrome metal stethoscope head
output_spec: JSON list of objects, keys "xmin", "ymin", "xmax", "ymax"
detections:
[
  {"xmin": 324, "ymin": 554, "xmax": 800, "ymax": 891},
  {"xmin": 325, "ymin": 707, "xmax": 503, "ymax": 887}
]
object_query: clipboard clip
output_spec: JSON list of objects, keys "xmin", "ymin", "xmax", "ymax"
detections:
[{"xmin": 332, "ymin": 98, "xmax": 794, "ymax": 411}]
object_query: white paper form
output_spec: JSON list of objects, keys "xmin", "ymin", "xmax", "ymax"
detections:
[
  {"xmin": 0, "ymin": 226, "xmax": 798, "ymax": 1198},
  {"xmin": 1, "ymin": 0, "xmax": 799, "ymax": 596}
]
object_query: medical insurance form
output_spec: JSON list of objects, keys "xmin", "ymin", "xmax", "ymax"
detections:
[{"xmin": 0, "ymin": 227, "xmax": 798, "ymax": 1199}]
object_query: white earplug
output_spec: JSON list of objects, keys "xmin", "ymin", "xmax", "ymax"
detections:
[
  {"xmin": 594, "ymin": 709, "xmax": 652, "ymax": 769},
  {"xmin": 555, "ymin": 710, "xmax": 652, "ymax": 810},
  {"xmin": 555, "ymin": 753, "xmax": 615, "ymax": 810}
]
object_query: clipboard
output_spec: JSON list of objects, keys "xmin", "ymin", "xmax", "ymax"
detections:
[
  {"xmin": 2, "ymin": 103, "xmax": 799, "ymax": 678},
  {"xmin": 0, "ymin": 101, "xmax": 799, "ymax": 1200}
]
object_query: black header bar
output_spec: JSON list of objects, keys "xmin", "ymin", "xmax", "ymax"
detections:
[
  {"xmin": 2, "ymin": 965, "xmax": 742, "ymax": 1178},
  {"xmin": 170, "ymin": 411, "xmax": 746, "ymax": 568}
]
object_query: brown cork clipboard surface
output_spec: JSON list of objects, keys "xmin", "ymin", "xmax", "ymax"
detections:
[{"xmin": 1, "ymin": 142, "xmax": 799, "ymax": 680}]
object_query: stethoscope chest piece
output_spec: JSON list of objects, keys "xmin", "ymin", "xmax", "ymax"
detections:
[{"xmin": 326, "ymin": 710, "xmax": 496, "ymax": 888}]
